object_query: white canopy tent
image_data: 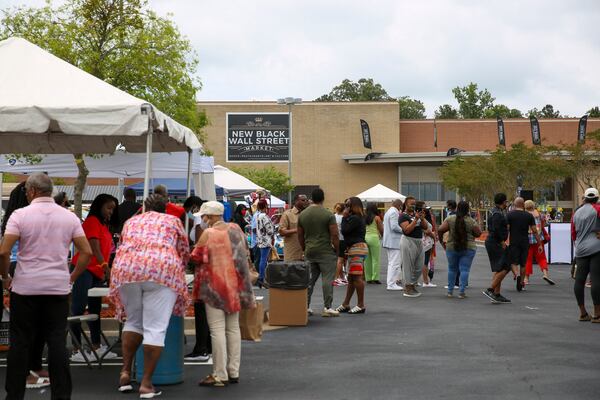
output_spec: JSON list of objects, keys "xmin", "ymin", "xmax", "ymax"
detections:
[
  {"xmin": 0, "ymin": 37, "xmax": 202, "ymax": 203},
  {"xmin": 356, "ymin": 184, "xmax": 406, "ymax": 202},
  {"xmin": 213, "ymin": 165, "xmax": 264, "ymax": 197}
]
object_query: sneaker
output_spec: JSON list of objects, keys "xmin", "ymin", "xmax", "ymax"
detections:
[
  {"xmin": 184, "ymin": 352, "xmax": 211, "ymax": 362},
  {"xmin": 482, "ymin": 289, "xmax": 500, "ymax": 304},
  {"xmin": 403, "ymin": 285, "xmax": 422, "ymax": 298},
  {"xmin": 444, "ymin": 285, "xmax": 460, "ymax": 289},
  {"xmin": 422, "ymin": 282, "xmax": 437, "ymax": 288},
  {"xmin": 458, "ymin": 292, "xmax": 467, "ymax": 299},
  {"xmin": 321, "ymin": 308, "xmax": 340, "ymax": 317},
  {"xmin": 97, "ymin": 345, "xmax": 118, "ymax": 360},
  {"xmin": 307, "ymin": 308, "xmax": 314, "ymax": 316},
  {"xmin": 70, "ymin": 351, "xmax": 91, "ymax": 363},
  {"xmin": 496, "ymin": 293, "xmax": 511, "ymax": 303},
  {"xmin": 386, "ymin": 283, "xmax": 403, "ymax": 291}
]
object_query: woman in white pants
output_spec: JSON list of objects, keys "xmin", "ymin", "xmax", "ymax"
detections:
[
  {"xmin": 192, "ymin": 201, "xmax": 256, "ymax": 387},
  {"xmin": 110, "ymin": 195, "xmax": 190, "ymax": 399}
]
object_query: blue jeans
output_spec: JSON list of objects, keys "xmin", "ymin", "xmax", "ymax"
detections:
[
  {"xmin": 446, "ymin": 249, "xmax": 476, "ymax": 294},
  {"xmin": 258, "ymin": 247, "xmax": 271, "ymax": 282}
]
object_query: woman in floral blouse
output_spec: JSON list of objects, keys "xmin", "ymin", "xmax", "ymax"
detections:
[
  {"xmin": 255, "ymin": 199, "xmax": 274, "ymax": 286},
  {"xmin": 109, "ymin": 194, "xmax": 190, "ymax": 398},
  {"xmin": 192, "ymin": 201, "xmax": 256, "ymax": 387}
]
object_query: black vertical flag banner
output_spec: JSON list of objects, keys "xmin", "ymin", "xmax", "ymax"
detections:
[
  {"xmin": 433, "ymin": 120, "xmax": 438, "ymax": 148},
  {"xmin": 578, "ymin": 115, "xmax": 588, "ymax": 144},
  {"xmin": 360, "ymin": 119, "xmax": 372, "ymax": 149},
  {"xmin": 530, "ymin": 116, "xmax": 541, "ymax": 145},
  {"xmin": 496, "ymin": 116, "xmax": 506, "ymax": 146}
]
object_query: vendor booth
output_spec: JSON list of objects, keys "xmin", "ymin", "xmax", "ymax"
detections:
[{"xmin": 356, "ymin": 184, "xmax": 406, "ymax": 203}]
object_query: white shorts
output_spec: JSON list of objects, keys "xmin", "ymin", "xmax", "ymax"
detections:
[{"xmin": 118, "ymin": 282, "xmax": 177, "ymax": 347}]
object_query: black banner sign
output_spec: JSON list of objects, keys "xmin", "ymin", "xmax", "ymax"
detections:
[
  {"xmin": 226, "ymin": 113, "xmax": 290, "ymax": 162},
  {"xmin": 530, "ymin": 116, "xmax": 541, "ymax": 145},
  {"xmin": 578, "ymin": 115, "xmax": 588, "ymax": 144},
  {"xmin": 360, "ymin": 119, "xmax": 372, "ymax": 149},
  {"xmin": 497, "ymin": 117, "xmax": 506, "ymax": 146}
]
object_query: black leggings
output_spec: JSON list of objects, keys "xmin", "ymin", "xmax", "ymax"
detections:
[{"xmin": 574, "ymin": 252, "xmax": 600, "ymax": 306}]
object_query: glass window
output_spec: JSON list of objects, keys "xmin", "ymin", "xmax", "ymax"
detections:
[{"xmin": 422, "ymin": 183, "xmax": 438, "ymax": 201}]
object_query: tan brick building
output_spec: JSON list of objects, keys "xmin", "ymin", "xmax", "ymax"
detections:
[{"xmin": 198, "ymin": 101, "xmax": 600, "ymax": 216}]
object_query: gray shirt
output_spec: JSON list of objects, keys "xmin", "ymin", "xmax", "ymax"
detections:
[{"xmin": 573, "ymin": 204, "xmax": 600, "ymax": 257}]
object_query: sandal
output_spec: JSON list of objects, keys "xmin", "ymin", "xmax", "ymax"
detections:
[
  {"xmin": 139, "ymin": 389, "xmax": 162, "ymax": 399},
  {"xmin": 198, "ymin": 375, "xmax": 226, "ymax": 387},
  {"xmin": 579, "ymin": 314, "xmax": 591, "ymax": 322},
  {"xmin": 335, "ymin": 305, "xmax": 350, "ymax": 313},
  {"xmin": 26, "ymin": 376, "xmax": 51, "ymax": 389},
  {"xmin": 348, "ymin": 306, "xmax": 366, "ymax": 314},
  {"xmin": 592, "ymin": 316, "xmax": 600, "ymax": 323},
  {"xmin": 543, "ymin": 276, "xmax": 556, "ymax": 285},
  {"xmin": 118, "ymin": 371, "xmax": 134, "ymax": 393}
]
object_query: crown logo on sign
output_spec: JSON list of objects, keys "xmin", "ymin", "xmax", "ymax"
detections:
[{"xmin": 255, "ymin": 117, "xmax": 263, "ymax": 123}]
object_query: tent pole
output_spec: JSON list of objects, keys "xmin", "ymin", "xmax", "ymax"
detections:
[
  {"xmin": 0, "ymin": 172, "xmax": 3, "ymax": 215},
  {"xmin": 185, "ymin": 149, "xmax": 192, "ymax": 233},
  {"xmin": 142, "ymin": 106, "xmax": 153, "ymax": 211}
]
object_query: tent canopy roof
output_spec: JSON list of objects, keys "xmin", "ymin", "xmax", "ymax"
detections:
[
  {"xmin": 356, "ymin": 184, "xmax": 406, "ymax": 202},
  {"xmin": 0, "ymin": 37, "xmax": 201, "ymax": 154},
  {"xmin": 0, "ymin": 152, "xmax": 213, "ymax": 178}
]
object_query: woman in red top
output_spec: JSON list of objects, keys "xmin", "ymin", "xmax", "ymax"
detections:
[{"xmin": 69, "ymin": 194, "xmax": 119, "ymax": 362}]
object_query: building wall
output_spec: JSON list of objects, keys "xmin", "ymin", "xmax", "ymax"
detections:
[
  {"xmin": 198, "ymin": 101, "xmax": 400, "ymax": 207},
  {"xmin": 399, "ymin": 118, "xmax": 600, "ymax": 153}
]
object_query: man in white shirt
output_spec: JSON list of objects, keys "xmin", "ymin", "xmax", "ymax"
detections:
[{"xmin": 382, "ymin": 199, "xmax": 404, "ymax": 290}]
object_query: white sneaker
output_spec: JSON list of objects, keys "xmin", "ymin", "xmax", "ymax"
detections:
[
  {"xmin": 422, "ymin": 282, "xmax": 437, "ymax": 288},
  {"xmin": 387, "ymin": 283, "xmax": 404, "ymax": 291},
  {"xmin": 97, "ymin": 345, "xmax": 118, "ymax": 360},
  {"xmin": 307, "ymin": 308, "xmax": 314, "ymax": 316},
  {"xmin": 321, "ymin": 308, "xmax": 340, "ymax": 317},
  {"xmin": 70, "ymin": 351, "xmax": 91, "ymax": 363},
  {"xmin": 444, "ymin": 285, "xmax": 460, "ymax": 289}
]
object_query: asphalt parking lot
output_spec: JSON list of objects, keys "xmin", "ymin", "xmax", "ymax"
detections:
[{"xmin": 2, "ymin": 245, "xmax": 599, "ymax": 400}]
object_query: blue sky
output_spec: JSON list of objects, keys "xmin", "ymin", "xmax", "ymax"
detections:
[{"xmin": 4, "ymin": 0, "xmax": 599, "ymax": 117}]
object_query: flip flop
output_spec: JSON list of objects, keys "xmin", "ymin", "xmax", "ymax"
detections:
[
  {"xmin": 118, "ymin": 383, "xmax": 134, "ymax": 393},
  {"xmin": 26, "ymin": 377, "xmax": 51, "ymax": 389},
  {"xmin": 139, "ymin": 389, "xmax": 162, "ymax": 399},
  {"xmin": 579, "ymin": 314, "xmax": 591, "ymax": 322},
  {"xmin": 543, "ymin": 276, "xmax": 556, "ymax": 285},
  {"xmin": 348, "ymin": 306, "xmax": 366, "ymax": 314}
]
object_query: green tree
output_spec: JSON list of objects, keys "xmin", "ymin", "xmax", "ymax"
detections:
[
  {"xmin": 314, "ymin": 78, "xmax": 394, "ymax": 102},
  {"xmin": 232, "ymin": 166, "xmax": 294, "ymax": 198},
  {"xmin": 1, "ymin": 0, "xmax": 206, "ymax": 217},
  {"xmin": 527, "ymin": 104, "xmax": 560, "ymax": 118},
  {"xmin": 483, "ymin": 104, "xmax": 523, "ymax": 118},
  {"xmin": 434, "ymin": 104, "xmax": 459, "ymax": 119},
  {"xmin": 398, "ymin": 96, "xmax": 426, "ymax": 119},
  {"xmin": 556, "ymin": 128, "xmax": 600, "ymax": 193},
  {"xmin": 439, "ymin": 142, "xmax": 571, "ymax": 205},
  {"xmin": 452, "ymin": 82, "xmax": 495, "ymax": 119},
  {"xmin": 587, "ymin": 106, "xmax": 600, "ymax": 117}
]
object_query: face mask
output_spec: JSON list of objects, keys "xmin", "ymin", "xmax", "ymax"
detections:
[
  {"xmin": 187, "ymin": 211, "xmax": 194, "ymax": 219},
  {"xmin": 241, "ymin": 209, "xmax": 247, "ymax": 216}
]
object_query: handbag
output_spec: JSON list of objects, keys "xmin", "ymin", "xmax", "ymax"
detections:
[
  {"xmin": 268, "ymin": 246, "xmax": 280, "ymax": 262},
  {"xmin": 248, "ymin": 259, "xmax": 259, "ymax": 285}
]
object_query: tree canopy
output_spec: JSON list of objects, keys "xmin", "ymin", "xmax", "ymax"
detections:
[
  {"xmin": 314, "ymin": 78, "xmax": 394, "ymax": 102},
  {"xmin": 439, "ymin": 142, "xmax": 572, "ymax": 205},
  {"xmin": 398, "ymin": 96, "xmax": 426, "ymax": 119},
  {"xmin": 483, "ymin": 104, "xmax": 523, "ymax": 118},
  {"xmin": 435, "ymin": 104, "xmax": 459, "ymax": 119},
  {"xmin": 451, "ymin": 82, "xmax": 495, "ymax": 119},
  {"xmin": 587, "ymin": 106, "xmax": 600, "ymax": 118},
  {"xmin": 1, "ymin": 0, "xmax": 206, "ymax": 216},
  {"xmin": 232, "ymin": 166, "xmax": 294, "ymax": 198},
  {"xmin": 527, "ymin": 104, "xmax": 561, "ymax": 118}
]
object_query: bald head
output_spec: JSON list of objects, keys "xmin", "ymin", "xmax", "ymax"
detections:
[
  {"xmin": 392, "ymin": 199, "xmax": 404, "ymax": 210},
  {"xmin": 514, "ymin": 197, "xmax": 525, "ymax": 209}
]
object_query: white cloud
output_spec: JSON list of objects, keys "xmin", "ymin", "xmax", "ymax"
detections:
[{"xmin": 3, "ymin": 0, "xmax": 599, "ymax": 116}]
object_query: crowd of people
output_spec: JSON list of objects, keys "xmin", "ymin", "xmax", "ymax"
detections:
[{"xmin": 0, "ymin": 174, "xmax": 598, "ymax": 399}]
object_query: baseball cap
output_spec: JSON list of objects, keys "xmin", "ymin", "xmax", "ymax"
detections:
[
  {"xmin": 584, "ymin": 188, "xmax": 599, "ymax": 199},
  {"xmin": 199, "ymin": 201, "xmax": 224, "ymax": 216}
]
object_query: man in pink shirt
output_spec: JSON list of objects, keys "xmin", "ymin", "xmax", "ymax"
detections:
[{"xmin": 0, "ymin": 173, "xmax": 92, "ymax": 400}]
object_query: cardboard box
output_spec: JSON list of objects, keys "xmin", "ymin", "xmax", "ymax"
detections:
[{"xmin": 268, "ymin": 288, "xmax": 308, "ymax": 326}]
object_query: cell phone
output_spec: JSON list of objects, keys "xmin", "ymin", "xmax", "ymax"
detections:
[{"xmin": 415, "ymin": 206, "xmax": 423, "ymax": 212}]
